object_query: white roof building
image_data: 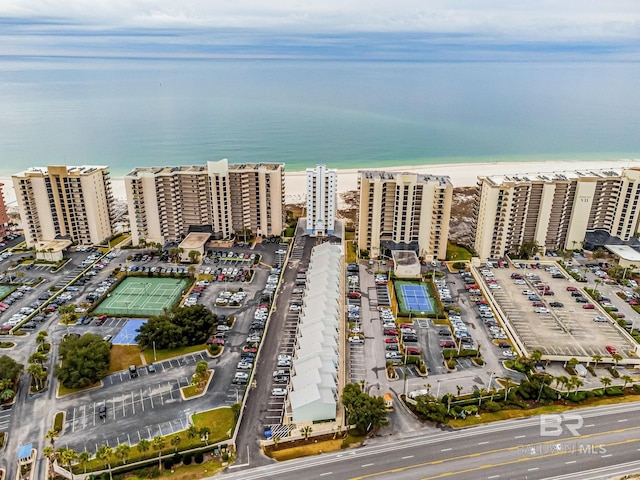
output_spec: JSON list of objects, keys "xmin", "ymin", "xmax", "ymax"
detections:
[{"xmin": 288, "ymin": 242, "xmax": 343, "ymax": 424}]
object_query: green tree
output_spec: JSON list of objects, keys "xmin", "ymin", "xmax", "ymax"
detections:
[
  {"xmin": 58, "ymin": 304, "xmax": 78, "ymax": 325},
  {"xmin": 153, "ymin": 436, "xmax": 166, "ymax": 469},
  {"xmin": 78, "ymin": 451, "xmax": 92, "ymax": 473},
  {"xmin": 186, "ymin": 424, "xmax": 199, "ymax": 440},
  {"xmin": 27, "ymin": 363, "xmax": 46, "ymax": 391},
  {"xmin": 115, "ymin": 443, "xmax": 131, "ymax": 464},
  {"xmin": 45, "ymin": 429, "xmax": 59, "ymax": 446},
  {"xmin": 57, "ymin": 447, "xmax": 78, "ymax": 471},
  {"xmin": 567, "ymin": 358, "xmax": 579, "ymax": 371},
  {"xmin": 0, "ymin": 355, "xmax": 24, "ymax": 386},
  {"xmin": 29, "ymin": 351, "xmax": 47, "ymax": 366},
  {"xmin": 591, "ymin": 354, "xmax": 602, "ymax": 369},
  {"xmin": 135, "ymin": 305, "xmax": 218, "ymax": 350},
  {"xmin": 200, "ymin": 426, "xmax": 211, "ymax": 445},
  {"xmin": 456, "ymin": 385, "xmax": 463, "ymax": 397},
  {"xmin": 612, "ymin": 353, "xmax": 623, "ymax": 368},
  {"xmin": 341, "ymin": 383, "xmax": 389, "ymax": 435},
  {"xmin": 529, "ymin": 349, "xmax": 543, "ymax": 365},
  {"xmin": 600, "ymin": 377, "xmax": 612, "ymax": 389},
  {"xmin": 54, "ymin": 333, "xmax": 111, "ymax": 388},
  {"xmin": 301, "ymin": 425, "xmax": 313, "ymax": 440},
  {"xmin": 137, "ymin": 438, "xmax": 151, "ymax": 456},
  {"xmin": 36, "ymin": 331, "xmax": 48, "ymax": 351},
  {"xmin": 96, "ymin": 445, "xmax": 114, "ymax": 480},
  {"xmin": 621, "ymin": 374, "xmax": 633, "ymax": 390},
  {"xmin": 188, "ymin": 250, "xmax": 201, "ymax": 264},
  {"xmin": 170, "ymin": 435, "xmax": 181, "ymax": 452}
]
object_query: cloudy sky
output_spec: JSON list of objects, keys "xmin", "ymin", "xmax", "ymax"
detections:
[{"xmin": 2, "ymin": 1, "xmax": 640, "ymax": 60}]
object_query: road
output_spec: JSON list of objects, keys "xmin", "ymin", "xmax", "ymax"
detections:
[{"xmin": 219, "ymin": 401, "xmax": 640, "ymax": 480}]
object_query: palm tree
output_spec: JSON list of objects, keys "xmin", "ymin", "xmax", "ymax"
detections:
[
  {"xmin": 530, "ymin": 349, "xmax": 543, "ymax": 365},
  {"xmin": 58, "ymin": 447, "xmax": 78, "ymax": 472},
  {"xmin": 29, "ymin": 351, "xmax": 47, "ymax": 366},
  {"xmin": 137, "ymin": 438, "xmax": 150, "ymax": 457},
  {"xmin": 301, "ymin": 425, "xmax": 313, "ymax": 440},
  {"xmin": 78, "ymin": 451, "xmax": 92, "ymax": 474},
  {"xmin": 43, "ymin": 446, "xmax": 55, "ymax": 476},
  {"xmin": 36, "ymin": 331, "xmax": 48, "ymax": 350},
  {"xmin": 153, "ymin": 436, "xmax": 166, "ymax": 469},
  {"xmin": 45, "ymin": 429, "xmax": 59, "ymax": 446},
  {"xmin": 567, "ymin": 357, "xmax": 579, "ymax": 371},
  {"xmin": 612, "ymin": 353, "xmax": 623, "ymax": 368},
  {"xmin": 199, "ymin": 426, "xmax": 211, "ymax": 445},
  {"xmin": 170, "ymin": 435, "xmax": 181, "ymax": 452},
  {"xmin": 425, "ymin": 383, "xmax": 432, "ymax": 396},
  {"xmin": 600, "ymin": 376, "xmax": 612, "ymax": 390},
  {"xmin": 272, "ymin": 435, "xmax": 281, "ymax": 449},
  {"xmin": 621, "ymin": 374, "xmax": 633, "ymax": 390},
  {"xmin": 571, "ymin": 377, "xmax": 583, "ymax": 395},
  {"xmin": 591, "ymin": 354, "xmax": 602, "ymax": 369},
  {"xmin": 563, "ymin": 377, "xmax": 575, "ymax": 398},
  {"xmin": 186, "ymin": 424, "xmax": 199, "ymax": 441},
  {"xmin": 96, "ymin": 445, "xmax": 114, "ymax": 480},
  {"xmin": 27, "ymin": 363, "xmax": 46, "ymax": 391},
  {"xmin": 456, "ymin": 385, "xmax": 463, "ymax": 397},
  {"xmin": 503, "ymin": 378, "xmax": 515, "ymax": 401},
  {"xmin": 115, "ymin": 443, "xmax": 131, "ymax": 465}
]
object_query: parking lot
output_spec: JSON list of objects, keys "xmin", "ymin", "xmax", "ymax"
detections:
[{"xmin": 476, "ymin": 262, "xmax": 637, "ymax": 360}]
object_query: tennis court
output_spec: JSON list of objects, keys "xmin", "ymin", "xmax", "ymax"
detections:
[
  {"xmin": 112, "ymin": 319, "xmax": 148, "ymax": 345},
  {"xmin": 394, "ymin": 280, "xmax": 439, "ymax": 316},
  {"xmin": 0, "ymin": 285, "xmax": 13, "ymax": 300},
  {"xmin": 93, "ymin": 277, "xmax": 187, "ymax": 317}
]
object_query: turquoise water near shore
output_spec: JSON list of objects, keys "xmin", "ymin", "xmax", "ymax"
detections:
[{"xmin": 0, "ymin": 58, "xmax": 639, "ymax": 176}]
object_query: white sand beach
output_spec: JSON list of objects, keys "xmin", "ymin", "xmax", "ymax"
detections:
[{"xmin": 2, "ymin": 159, "xmax": 639, "ymax": 209}]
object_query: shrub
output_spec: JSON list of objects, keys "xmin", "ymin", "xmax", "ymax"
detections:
[
  {"xmin": 172, "ymin": 453, "xmax": 182, "ymax": 465},
  {"xmin": 633, "ymin": 384, "xmax": 640, "ymax": 394},
  {"xmin": 194, "ymin": 452, "xmax": 204, "ymax": 464},
  {"xmin": 605, "ymin": 386, "xmax": 624, "ymax": 396},
  {"xmin": 222, "ymin": 453, "xmax": 229, "ymax": 461},
  {"xmin": 163, "ymin": 459, "xmax": 174, "ymax": 470},
  {"xmin": 483, "ymin": 401, "xmax": 502, "ymax": 412},
  {"xmin": 182, "ymin": 454, "xmax": 192, "ymax": 465}
]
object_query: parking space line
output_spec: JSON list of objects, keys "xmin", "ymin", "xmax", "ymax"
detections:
[
  {"xmin": 131, "ymin": 391, "xmax": 135, "ymax": 414},
  {"xmin": 140, "ymin": 389, "xmax": 145, "ymax": 411},
  {"xmin": 72, "ymin": 407, "xmax": 77, "ymax": 433},
  {"xmin": 122, "ymin": 397, "xmax": 126, "ymax": 417}
]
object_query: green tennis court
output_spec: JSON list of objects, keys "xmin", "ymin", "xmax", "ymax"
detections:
[
  {"xmin": 394, "ymin": 280, "xmax": 440, "ymax": 317},
  {"xmin": 0, "ymin": 285, "xmax": 14, "ymax": 300},
  {"xmin": 93, "ymin": 277, "xmax": 187, "ymax": 317}
]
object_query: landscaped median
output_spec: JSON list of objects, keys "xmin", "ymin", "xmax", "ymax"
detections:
[{"xmin": 180, "ymin": 369, "xmax": 214, "ymax": 400}]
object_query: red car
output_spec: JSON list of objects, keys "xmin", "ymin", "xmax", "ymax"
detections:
[
  {"xmin": 383, "ymin": 329, "xmax": 398, "ymax": 336},
  {"xmin": 532, "ymin": 302, "xmax": 545, "ymax": 307},
  {"xmin": 583, "ymin": 304, "xmax": 595, "ymax": 309},
  {"xmin": 566, "ymin": 286, "xmax": 578, "ymax": 291},
  {"xmin": 242, "ymin": 345, "xmax": 257, "ymax": 353},
  {"xmin": 542, "ymin": 290, "xmax": 555, "ymax": 296},
  {"xmin": 630, "ymin": 300, "xmax": 640, "ymax": 306},
  {"xmin": 405, "ymin": 347, "xmax": 422, "ymax": 356},
  {"xmin": 440, "ymin": 340, "xmax": 456, "ymax": 348},
  {"xmin": 605, "ymin": 345, "xmax": 617, "ymax": 355},
  {"xmin": 398, "ymin": 323, "xmax": 413, "ymax": 329},
  {"xmin": 385, "ymin": 337, "xmax": 399, "ymax": 344},
  {"xmin": 348, "ymin": 292, "xmax": 361, "ymax": 299}
]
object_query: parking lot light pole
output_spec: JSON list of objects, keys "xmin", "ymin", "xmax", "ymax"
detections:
[{"xmin": 487, "ymin": 371, "xmax": 494, "ymax": 391}]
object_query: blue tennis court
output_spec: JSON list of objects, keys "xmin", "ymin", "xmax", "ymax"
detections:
[
  {"xmin": 112, "ymin": 319, "xmax": 147, "ymax": 345},
  {"xmin": 400, "ymin": 285, "xmax": 433, "ymax": 311}
]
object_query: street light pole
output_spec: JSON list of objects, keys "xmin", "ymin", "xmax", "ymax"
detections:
[{"xmin": 487, "ymin": 371, "xmax": 494, "ymax": 391}]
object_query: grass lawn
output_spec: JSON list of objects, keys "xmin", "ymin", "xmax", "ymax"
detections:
[
  {"xmin": 143, "ymin": 344, "xmax": 207, "ymax": 363},
  {"xmin": 182, "ymin": 371, "xmax": 213, "ymax": 399},
  {"xmin": 267, "ymin": 434, "xmax": 365, "ymax": 461},
  {"xmin": 53, "ymin": 412, "xmax": 64, "ymax": 432},
  {"xmin": 58, "ymin": 381, "xmax": 102, "ymax": 397},
  {"xmin": 449, "ymin": 393, "xmax": 640, "ymax": 428},
  {"xmin": 109, "ymin": 345, "xmax": 143, "ymax": 374},
  {"xmin": 120, "ymin": 460, "xmax": 224, "ymax": 479},
  {"xmin": 446, "ymin": 242, "xmax": 474, "ymax": 261},
  {"xmin": 346, "ymin": 241, "xmax": 357, "ymax": 264},
  {"xmin": 0, "ymin": 342, "xmax": 15, "ymax": 348},
  {"xmin": 192, "ymin": 407, "xmax": 236, "ymax": 444}
]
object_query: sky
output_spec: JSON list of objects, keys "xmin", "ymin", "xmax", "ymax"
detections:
[{"xmin": 1, "ymin": 1, "xmax": 640, "ymax": 61}]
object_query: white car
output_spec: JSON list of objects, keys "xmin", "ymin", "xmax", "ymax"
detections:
[
  {"xmin": 216, "ymin": 325, "xmax": 230, "ymax": 331},
  {"xmin": 237, "ymin": 362, "xmax": 252, "ymax": 370},
  {"xmin": 234, "ymin": 372, "xmax": 249, "ymax": 380},
  {"xmin": 272, "ymin": 388, "xmax": 287, "ymax": 396},
  {"xmin": 277, "ymin": 354, "xmax": 292, "ymax": 362},
  {"xmin": 348, "ymin": 336, "xmax": 364, "ymax": 344}
]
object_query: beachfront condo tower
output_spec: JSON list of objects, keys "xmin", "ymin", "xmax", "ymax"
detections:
[
  {"xmin": 12, "ymin": 165, "xmax": 115, "ymax": 248},
  {"xmin": 472, "ymin": 167, "xmax": 640, "ymax": 260},
  {"xmin": 0, "ymin": 184, "xmax": 9, "ymax": 240},
  {"xmin": 357, "ymin": 171, "xmax": 453, "ymax": 260},
  {"xmin": 306, "ymin": 164, "xmax": 337, "ymax": 236},
  {"xmin": 124, "ymin": 159, "xmax": 285, "ymax": 246}
]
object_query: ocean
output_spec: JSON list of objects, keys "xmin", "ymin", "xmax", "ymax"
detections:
[{"xmin": 1, "ymin": 58, "xmax": 639, "ymax": 177}]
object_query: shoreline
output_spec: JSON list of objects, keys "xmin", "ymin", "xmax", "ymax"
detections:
[{"xmin": 2, "ymin": 159, "xmax": 639, "ymax": 208}]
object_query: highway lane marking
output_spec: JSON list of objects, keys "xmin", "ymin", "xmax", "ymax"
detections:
[
  {"xmin": 583, "ymin": 424, "xmax": 595, "ymax": 428},
  {"xmin": 319, "ymin": 472, "xmax": 333, "ymax": 476},
  {"xmin": 602, "ymin": 454, "xmax": 612, "ymax": 458},
  {"xmin": 528, "ymin": 468, "xmax": 539, "ymax": 471},
  {"xmin": 362, "ymin": 464, "xmax": 374, "ymax": 467},
  {"xmin": 514, "ymin": 435, "xmax": 525, "ymax": 439},
  {"xmin": 565, "ymin": 460, "xmax": 576, "ymax": 464},
  {"xmin": 440, "ymin": 448, "xmax": 452, "ymax": 452},
  {"xmin": 618, "ymin": 419, "xmax": 628, "ymax": 422},
  {"xmin": 478, "ymin": 441, "xmax": 489, "ymax": 445},
  {"xmin": 487, "ymin": 475, "xmax": 500, "ymax": 479},
  {"xmin": 349, "ymin": 427, "xmax": 640, "ymax": 480},
  {"xmin": 402, "ymin": 456, "xmax": 414, "ymax": 459}
]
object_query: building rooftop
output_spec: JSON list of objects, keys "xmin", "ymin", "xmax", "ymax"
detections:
[
  {"xmin": 604, "ymin": 244, "xmax": 640, "ymax": 262},
  {"xmin": 391, "ymin": 250, "xmax": 420, "ymax": 266},
  {"xmin": 179, "ymin": 232, "xmax": 211, "ymax": 250},
  {"xmin": 480, "ymin": 169, "xmax": 624, "ymax": 186},
  {"xmin": 13, "ymin": 165, "xmax": 109, "ymax": 177},
  {"xmin": 358, "ymin": 170, "xmax": 452, "ymax": 185},
  {"xmin": 126, "ymin": 162, "xmax": 283, "ymax": 177},
  {"xmin": 35, "ymin": 239, "xmax": 73, "ymax": 252}
]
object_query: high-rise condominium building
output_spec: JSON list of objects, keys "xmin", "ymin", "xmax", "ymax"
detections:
[
  {"xmin": 0, "ymin": 184, "xmax": 9, "ymax": 240},
  {"xmin": 357, "ymin": 171, "xmax": 453, "ymax": 260},
  {"xmin": 306, "ymin": 165, "xmax": 337, "ymax": 236},
  {"xmin": 12, "ymin": 166, "xmax": 115, "ymax": 248},
  {"xmin": 473, "ymin": 168, "xmax": 640, "ymax": 259},
  {"xmin": 125, "ymin": 159, "xmax": 285, "ymax": 246}
]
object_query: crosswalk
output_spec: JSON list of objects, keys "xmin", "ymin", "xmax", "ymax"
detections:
[{"xmin": 0, "ymin": 410, "xmax": 12, "ymax": 432}]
